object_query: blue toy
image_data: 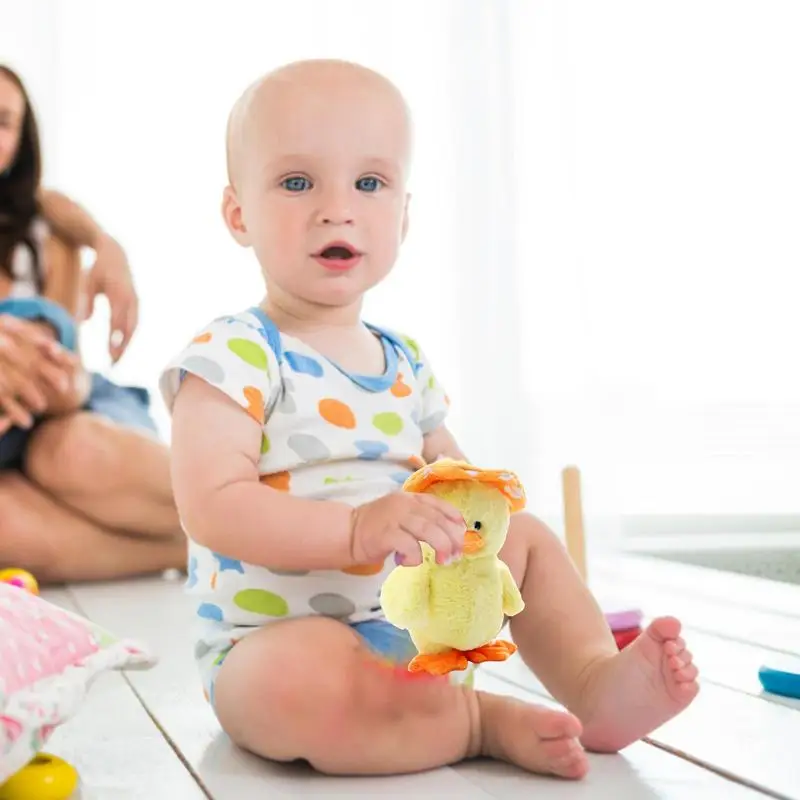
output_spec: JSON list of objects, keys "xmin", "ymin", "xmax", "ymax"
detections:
[{"xmin": 758, "ymin": 659, "xmax": 800, "ymax": 700}]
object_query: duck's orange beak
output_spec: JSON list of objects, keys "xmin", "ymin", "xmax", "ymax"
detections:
[{"xmin": 463, "ymin": 529, "xmax": 484, "ymax": 554}]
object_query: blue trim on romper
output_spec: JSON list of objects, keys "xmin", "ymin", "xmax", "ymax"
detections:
[{"xmin": 246, "ymin": 307, "xmax": 418, "ymax": 392}]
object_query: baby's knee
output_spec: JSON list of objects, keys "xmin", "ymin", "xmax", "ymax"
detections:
[
  {"xmin": 213, "ymin": 618, "xmax": 367, "ymax": 759},
  {"xmin": 212, "ymin": 617, "xmax": 448, "ymax": 764},
  {"xmin": 500, "ymin": 511, "xmax": 548, "ymax": 585}
]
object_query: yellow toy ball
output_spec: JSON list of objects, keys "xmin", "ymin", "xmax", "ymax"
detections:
[
  {"xmin": 0, "ymin": 754, "xmax": 78, "ymax": 799},
  {"xmin": 0, "ymin": 569, "xmax": 39, "ymax": 595}
]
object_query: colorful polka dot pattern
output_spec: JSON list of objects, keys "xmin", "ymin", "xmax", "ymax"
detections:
[
  {"xmin": 234, "ymin": 589, "xmax": 289, "ymax": 616},
  {"xmin": 373, "ymin": 411, "xmax": 403, "ymax": 436},
  {"xmin": 159, "ymin": 311, "xmax": 451, "ymax": 668},
  {"xmin": 319, "ymin": 398, "xmax": 357, "ymax": 428}
]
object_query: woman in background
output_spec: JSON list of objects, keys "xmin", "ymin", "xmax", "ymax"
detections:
[{"xmin": 0, "ymin": 64, "xmax": 185, "ymax": 582}]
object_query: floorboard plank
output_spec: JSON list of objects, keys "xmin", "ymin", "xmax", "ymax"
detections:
[
  {"xmin": 65, "ymin": 577, "xmax": 495, "ymax": 798},
  {"xmin": 66, "ymin": 576, "xmax": 771, "ymax": 799},
  {"xmin": 471, "ymin": 673, "xmax": 768, "ymax": 799},
  {"xmin": 40, "ymin": 587, "xmax": 208, "ymax": 799},
  {"xmin": 483, "ymin": 649, "xmax": 800, "ymax": 799},
  {"xmin": 590, "ymin": 556, "xmax": 800, "ymax": 713}
]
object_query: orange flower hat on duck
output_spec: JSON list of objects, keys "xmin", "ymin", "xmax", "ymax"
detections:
[{"xmin": 403, "ymin": 458, "xmax": 526, "ymax": 513}]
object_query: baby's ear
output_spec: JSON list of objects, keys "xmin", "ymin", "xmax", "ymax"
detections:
[
  {"xmin": 400, "ymin": 192, "xmax": 411, "ymax": 243},
  {"xmin": 221, "ymin": 185, "xmax": 250, "ymax": 246}
]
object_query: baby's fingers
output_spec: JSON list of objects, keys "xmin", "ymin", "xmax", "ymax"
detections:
[
  {"xmin": 400, "ymin": 515, "xmax": 457, "ymax": 565},
  {"xmin": 415, "ymin": 493, "xmax": 465, "ymax": 524},
  {"xmin": 411, "ymin": 498, "xmax": 466, "ymax": 557},
  {"xmin": 392, "ymin": 532, "xmax": 425, "ymax": 567}
]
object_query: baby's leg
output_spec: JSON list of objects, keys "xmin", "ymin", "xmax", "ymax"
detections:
[
  {"xmin": 500, "ymin": 513, "xmax": 699, "ymax": 753},
  {"xmin": 212, "ymin": 616, "xmax": 588, "ymax": 778}
]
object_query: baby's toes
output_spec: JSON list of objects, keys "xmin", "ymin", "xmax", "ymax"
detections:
[
  {"xmin": 542, "ymin": 737, "xmax": 588, "ymax": 780},
  {"xmin": 675, "ymin": 661, "xmax": 699, "ymax": 684},
  {"xmin": 664, "ymin": 637, "xmax": 686, "ymax": 657},
  {"xmin": 668, "ymin": 649, "xmax": 692, "ymax": 671}
]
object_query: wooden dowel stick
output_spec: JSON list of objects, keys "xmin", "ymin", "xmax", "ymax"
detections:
[{"xmin": 562, "ymin": 465, "xmax": 587, "ymax": 582}]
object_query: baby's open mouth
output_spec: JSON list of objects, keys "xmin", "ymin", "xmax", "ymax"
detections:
[
  {"xmin": 315, "ymin": 242, "xmax": 361, "ymax": 262},
  {"xmin": 321, "ymin": 245, "xmax": 355, "ymax": 259}
]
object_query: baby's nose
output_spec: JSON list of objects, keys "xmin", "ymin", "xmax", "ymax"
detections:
[{"xmin": 320, "ymin": 214, "xmax": 354, "ymax": 225}]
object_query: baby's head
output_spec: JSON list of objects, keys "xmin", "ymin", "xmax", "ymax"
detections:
[{"xmin": 223, "ymin": 59, "xmax": 412, "ymax": 312}]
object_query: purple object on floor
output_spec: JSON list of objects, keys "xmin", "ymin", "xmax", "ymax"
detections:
[{"xmin": 604, "ymin": 608, "xmax": 643, "ymax": 631}]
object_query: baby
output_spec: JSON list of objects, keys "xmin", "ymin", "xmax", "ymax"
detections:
[{"xmin": 160, "ymin": 59, "xmax": 698, "ymax": 779}]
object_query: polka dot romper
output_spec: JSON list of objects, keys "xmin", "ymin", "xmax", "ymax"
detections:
[{"xmin": 159, "ymin": 307, "xmax": 450, "ymax": 698}]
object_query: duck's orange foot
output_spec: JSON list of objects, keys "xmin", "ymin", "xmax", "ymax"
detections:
[
  {"xmin": 465, "ymin": 639, "xmax": 517, "ymax": 664},
  {"xmin": 408, "ymin": 649, "xmax": 469, "ymax": 676}
]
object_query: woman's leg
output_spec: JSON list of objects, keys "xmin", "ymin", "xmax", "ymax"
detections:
[
  {"xmin": 0, "ymin": 471, "xmax": 185, "ymax": 582},
  {"xmin": 24, "ymin": 411, "xmax": 181, "ymax": 540}
]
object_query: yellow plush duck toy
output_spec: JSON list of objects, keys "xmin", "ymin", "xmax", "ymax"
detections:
[{"xmin": 379, "ymin": 459, "xmax": 526, "ymax": 676}]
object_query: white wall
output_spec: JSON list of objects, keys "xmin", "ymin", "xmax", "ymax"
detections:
[
  {"xmin": 3, "ymin": 1, "xmax": 799, "ymax": 530},
  {"xmin": 0, "ymin": 0, "xmax": 60, "ymax": 183}
]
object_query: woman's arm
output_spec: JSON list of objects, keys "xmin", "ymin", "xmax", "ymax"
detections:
[
  {"xmin": 38, "ymin": 189, "xmax": 111, "ymax": 250},
  {"xmin": 35, "ymin": 228, "xmax": 91, "ymax": 412},
  {"xmin": 39, "ymin": 189, "xmax": 138, "ymax": 363},
  {"xmin": 42, "ymin": 234, "xmax": 83, "ymax": 318}
]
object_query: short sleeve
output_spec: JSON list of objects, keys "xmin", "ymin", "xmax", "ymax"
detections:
[
  {"xmin": 398, "ymin": 333, "xmax": 450, "ymax": 435},
  {"xmin": 159, "ymin": 316, "xmax": 280, "ymax": 425}
]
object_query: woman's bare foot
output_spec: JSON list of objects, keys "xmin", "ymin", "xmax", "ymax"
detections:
[
  {"xmin": 478, "ymin": 692, "xmax": 589, "ymax": 779},
  {"xmin": 579, "ymin": 616, "xmax": 699, "ymax": 753}
]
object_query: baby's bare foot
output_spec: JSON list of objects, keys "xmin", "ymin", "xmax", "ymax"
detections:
[
  {"xmin": 478, "ymin": 692, "xmax": 588, "ymax": 779},
  {"xmin": 580, "ymin": 616, "xmax": 699, "ymax": 753}
]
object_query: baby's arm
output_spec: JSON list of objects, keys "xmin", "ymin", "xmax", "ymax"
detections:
[
  {"xmin": 171, "ymin": 374, "xmax": 355, "ymax": 571},
  {"xmin": 422, "ymin": 423, "xmax": 468, "ymax": 464}
]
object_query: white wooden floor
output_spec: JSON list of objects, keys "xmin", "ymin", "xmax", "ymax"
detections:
[{"xmin": 40, "ymin": 554, "xmax": 800, "ymax": 799}]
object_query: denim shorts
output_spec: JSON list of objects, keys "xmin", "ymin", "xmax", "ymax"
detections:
[
  {"xmin": 0, "ymin": 372, "xmax": 158, "ymax": 470},
  {"xmin": 198, "ymin": 618, "xmax": 476, "ymax": 709}
]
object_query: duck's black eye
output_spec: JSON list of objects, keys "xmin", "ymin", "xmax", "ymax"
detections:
[{"xmin": 474, "ymin": 521, "xmax": 482, "ymax": 531}]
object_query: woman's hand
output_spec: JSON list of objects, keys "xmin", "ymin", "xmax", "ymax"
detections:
[
  {"xmin": 82, "ymin": 235, "xmax": 139, "ymax": 363},
  {"xmin": 39, "ymin": 190, "xmax": 139, "ymax": 364},
  {"xmin": 0, "ymin": 315, "xmax": 80, "ymax": 434}
]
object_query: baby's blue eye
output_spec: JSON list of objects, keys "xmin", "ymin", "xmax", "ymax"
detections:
[
  {"xmin": 356, "ymin": 176, "xmax": 384, "ymax": 193},
  {"xmin": 282, "ymin": 176, "xmax": 312, "ymax": 192}
]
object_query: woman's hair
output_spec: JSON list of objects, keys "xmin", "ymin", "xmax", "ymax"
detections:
[{"xmin": 0, "ymin": 65, "xmax": 43, "ymax": 285}]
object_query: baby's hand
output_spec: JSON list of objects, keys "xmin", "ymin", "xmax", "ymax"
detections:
[{"xmin": 351, "ymin": 493, "xmax": 465, "ymax": 568}]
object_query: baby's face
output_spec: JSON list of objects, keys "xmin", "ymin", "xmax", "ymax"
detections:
[{"xmin": 226, "ymin": 66, "xmax": 411, "ymax": 309}]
